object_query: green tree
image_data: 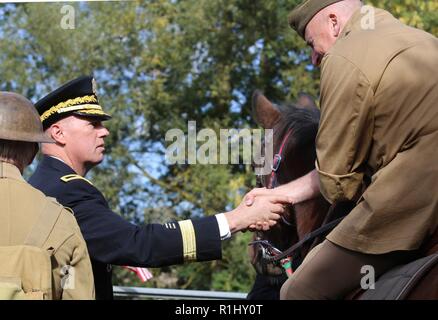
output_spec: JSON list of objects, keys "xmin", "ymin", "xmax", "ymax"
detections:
[{"xmin": 0, "ymin": 0, "xmax": 435, "ymax": 294}]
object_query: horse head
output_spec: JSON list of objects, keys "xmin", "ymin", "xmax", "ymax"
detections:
[{"xmin": 249, "ymin": 91, "xmax": 331, "ymax": 281}]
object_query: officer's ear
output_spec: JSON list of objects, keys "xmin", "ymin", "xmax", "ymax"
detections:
[{"xmin": 47, "ymin": 123, "xmax": 67, "ymax": 145}]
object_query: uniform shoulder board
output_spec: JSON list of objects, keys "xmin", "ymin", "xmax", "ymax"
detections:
[{"xmin": 60, "ymin": 174, "xmax": 94, "ymax": 186}]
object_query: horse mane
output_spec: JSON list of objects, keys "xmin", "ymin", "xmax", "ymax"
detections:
[{"xmin": 275, "ymin": 104, "xmax": 320, "ymax": 149}]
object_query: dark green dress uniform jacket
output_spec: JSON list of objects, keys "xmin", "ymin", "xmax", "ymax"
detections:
[
  {"xmin": 316, "ymin": 8, "xmax": 438, "ymax": 254},
  {"xmin": 29, "ymin": 156, "xmax": 222, "ymax": 300}
]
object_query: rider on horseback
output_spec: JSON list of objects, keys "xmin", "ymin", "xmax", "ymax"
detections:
[{"xmin": 246, "ymin": 0, "xmax": 438, "ymax": 299}]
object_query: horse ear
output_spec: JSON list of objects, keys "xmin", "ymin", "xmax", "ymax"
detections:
[
  {"xmin": 252, "ymin": 90, "xmax": 281, "ymax": 129},
  {"xmin": 296, "ymin": 93, "xmax": 317, "ymax": 109}
]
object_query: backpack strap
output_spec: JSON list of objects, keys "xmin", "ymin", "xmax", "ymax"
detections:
[{"xmin": 24, "ymin": 198, "xmax": 64, "ymax": 249}]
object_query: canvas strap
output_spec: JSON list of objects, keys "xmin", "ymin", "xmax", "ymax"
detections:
[{"xmin": 24, "ymin": 199, "xmax": 63, "ymax": 249}]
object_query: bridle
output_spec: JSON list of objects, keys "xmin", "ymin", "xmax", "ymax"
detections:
[
  {"xmin": 249, "ymin": 126, "xmax": 345, "ymax": 276},
  {"xmin": 267, "ymin": 128, "xmax": 293, "ymax": 189},
  {"xmin": 267, "ymin": 128, "xmax": 294, "ymax": 226},
  {"xmin": 249, "ymin": 128, "xmax": 296, "ymax": 275}
]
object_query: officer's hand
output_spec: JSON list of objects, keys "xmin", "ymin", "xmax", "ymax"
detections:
[{"xmin": 224, "ymin": 195, "xmax": 288, "ymax": 234}]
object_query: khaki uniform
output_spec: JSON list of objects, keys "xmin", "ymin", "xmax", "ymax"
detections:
[
  {"xmin": 0, "ymin": 162, "xmax": 94, "ymax": 299},
  {"xmin": 316, "ymin": 8, "xmax": 438, "ymax": 254}
]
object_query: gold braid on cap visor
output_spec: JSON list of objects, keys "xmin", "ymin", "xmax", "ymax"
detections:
[{"xmin": 40, "ymin": 95, "xmax": 101, "ymax": 122}]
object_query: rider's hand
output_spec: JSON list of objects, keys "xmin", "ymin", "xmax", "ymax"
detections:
[
  {"xmin": 224, "ymin": 195, "xmax": 288, "ymax": 234},
  {"xmin": 247, "ymin": 220, "xmax": 278, "ymax": 231}
]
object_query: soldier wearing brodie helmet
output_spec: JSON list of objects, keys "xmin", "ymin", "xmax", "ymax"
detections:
[
  {"xmin": 29, "ymin": 75, "xmax": 289, "ymax": 300},
  {"xmin": 0, "ymin": 92, "xmax": 94, "ymax": 300}
]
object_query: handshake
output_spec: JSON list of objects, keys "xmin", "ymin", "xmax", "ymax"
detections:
[{"xmin": 223, "ymin": 188, "xmax": 293, "ymax": 234}]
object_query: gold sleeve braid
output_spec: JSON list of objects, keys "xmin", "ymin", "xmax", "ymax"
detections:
[{"xmin": 177, "ymin": 220, "xmax": 197, "ymax": 262}]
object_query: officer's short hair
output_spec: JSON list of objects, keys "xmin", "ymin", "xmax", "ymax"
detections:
[{"xmin": 0, "ymin": 139, "xmax": 38, "ymax": 168}]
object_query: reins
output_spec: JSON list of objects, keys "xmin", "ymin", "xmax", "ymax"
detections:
[{"xmin": 262, "ymin": 217, "xmax": 344, "ymax": 263}]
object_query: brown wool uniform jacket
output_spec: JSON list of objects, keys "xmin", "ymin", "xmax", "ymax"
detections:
[
  {"xmin": 0, "ymin": 162, "xmax": 95, "ymax": 299},
  {"xmin": 316, "ymin": 8, "xmax": 438, "ymax": 254}
]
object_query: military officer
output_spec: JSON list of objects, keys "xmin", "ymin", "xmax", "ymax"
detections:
[
  {"xmin": 29, "ymin": 75, "xmax": 288, "ymax": 300},
  {"xmin": 245, "ymin": 0, "xmax": 438, "ymax": 299},
  {"xmin": 0, "ymin": 92, "xmax": 94, "ymax": 299}
]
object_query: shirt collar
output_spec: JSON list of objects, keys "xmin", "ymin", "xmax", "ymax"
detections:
[
  {"xmin": 338, "ymin": 7, "xmax": 363, "ymax": 40},
  {"xmin": 0, "ymin": 161, "xmax": 25, "ymax": 182},
  {"xmin": 321, "ymin": 7, "xmax": 365, "ymax": 67},
  {"xmin": 40, "ymin": 155, "xmax": 76, "ymax": 175},
  {"xmin": 49, "ymin": 155, "xmax": 67, "ymax": 165}
]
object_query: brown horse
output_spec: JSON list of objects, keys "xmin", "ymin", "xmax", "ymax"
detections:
[{"xmin": 247, "ymin": 91, "xmax": 438, "ymax": 300}]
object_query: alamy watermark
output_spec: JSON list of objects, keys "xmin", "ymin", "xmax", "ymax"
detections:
[
  {"xmin": 360, "ymin": 265, "xmax": 376, "ymax": 290},
  {"xmin": 360, "ymin": 5, "xmax": 376, "ymax": 30},
  {"xmin": 60, "ymin": 5, "xmax": 75, "ymax": 30},
  {"xmin": 61, "ymin": 265, "xmax": 75, "ymax": 290},
  {"xmin": 165, "ymin": 121, "xmax": 274, "ymax": 175}
]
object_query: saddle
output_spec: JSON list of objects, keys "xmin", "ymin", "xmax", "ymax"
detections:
[
  {"xmin": 249, "ymin": 199, "xmax": 438, "ymax": 300},
  {"xmin": 348, "ymin": 254, "xmax": 438, "ymax": 300}
]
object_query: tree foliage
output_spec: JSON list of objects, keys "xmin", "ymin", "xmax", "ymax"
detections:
[{"xmin": 0, "ymin": 0, "xmax": 435, "ymax": 293}]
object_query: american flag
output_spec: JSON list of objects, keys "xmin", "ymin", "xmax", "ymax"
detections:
[{"xmin": 123, "ymin": 266, "xmax": 153, "ymax": 282}]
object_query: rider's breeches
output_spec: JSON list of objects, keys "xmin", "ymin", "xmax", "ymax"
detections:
[{"xmin": 280, "ymin": 240, "xmax": 415, "ymax": 300}]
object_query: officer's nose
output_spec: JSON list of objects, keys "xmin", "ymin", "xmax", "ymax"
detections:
[
  {"xmin": 102, "ymin": 127, "xmax": 110, "ymax": 138},
  {"xmin": 98, "ymin": 125, "xmax": 110, "ymax": 138}
]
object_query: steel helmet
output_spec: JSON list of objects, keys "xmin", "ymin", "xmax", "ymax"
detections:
[{"xmin": 0, "ymin": 92, "xmax": 54, "ymax": 143}]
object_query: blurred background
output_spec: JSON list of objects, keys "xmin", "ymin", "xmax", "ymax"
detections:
[{"xmin": 0, "ymin": 0, "xmax": 436, "ymax": 294}]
